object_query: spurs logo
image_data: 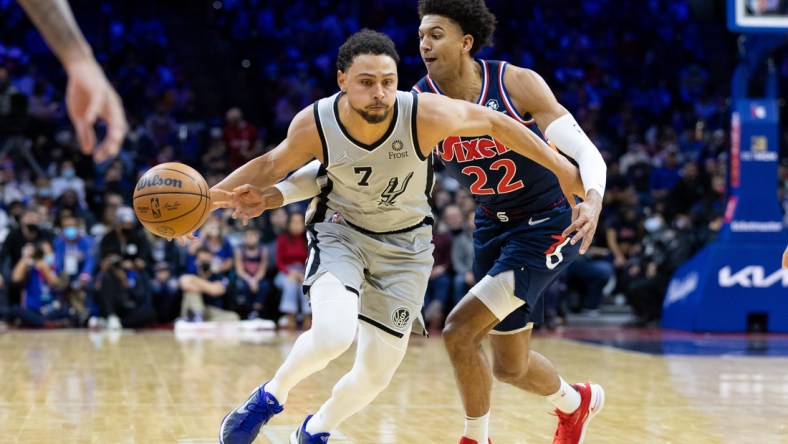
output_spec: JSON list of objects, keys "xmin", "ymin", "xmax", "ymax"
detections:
[
  {"xmin": 391, "ymin": 307, "xmax": 410, "ymax": 328},
  {"xmin": 379, "ymin": 172, "xmax": 413, "ymax": 206}
]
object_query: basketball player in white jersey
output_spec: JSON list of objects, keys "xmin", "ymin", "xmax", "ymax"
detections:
[
  {"xmin": 215, "ymin": 29, "xmax": 583, "ymax": 444},
  {"xmin": 229, "ymin": 8, "xmax": 608, "ymax": 442}
]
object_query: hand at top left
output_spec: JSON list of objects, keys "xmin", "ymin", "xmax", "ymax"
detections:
[{"xmin": 65, "ymin": 60, "xmax": 128, "ymax": 163}]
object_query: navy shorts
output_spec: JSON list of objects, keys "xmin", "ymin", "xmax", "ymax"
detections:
[{"xmin": 473, "ymin": 202, "xmax": 580, "ymax": 332}]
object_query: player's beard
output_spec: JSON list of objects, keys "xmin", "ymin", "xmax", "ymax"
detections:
[{"xmin": 352, "ymin": 101, "xmax": 392, "ymax": 124}]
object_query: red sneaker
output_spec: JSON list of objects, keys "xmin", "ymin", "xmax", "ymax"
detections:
[
  {"xmin": 552, "ymin": 382, "xmax": 605, "ymax": 444},
  {"xmin": 459, "ymin": 438, "xmax": 491, "ymax": 444}
]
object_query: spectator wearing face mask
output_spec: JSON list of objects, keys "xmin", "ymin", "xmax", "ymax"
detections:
[
  {"xmin": 92, "ymin": 252, "xmax": 157, "ymax": 330},
  {"xmin": 3, "ymin": 240, "xmax": 73, "ymax": 327},
  {"xmin": 51, "ymin": 159, "xmax": 87, "ymax": 208},
  {"xmin": 0, "ymin": 207, "xmax": 53, "ymax": 306},
  {"xmin": 0, "ymin": 167, "xmax": 35, "ymax": 206},
  {"xmin": 53, "ymin": 214, "xmax": 94, "ymax": 323},
  {"xmin": 178, "ymin": 247, "xmax": 239, "ymax": 323},
  {"xmin": 95, "ymin": 206, "xmax": 153, "ymax": 329},
  {"xmin": 623, "ymin": 212, "xmax": 698, "ymax": 327}
]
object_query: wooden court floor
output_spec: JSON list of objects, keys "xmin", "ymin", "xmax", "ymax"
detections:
[{"xmin": 1, "ymin": 327, "xmax": 787, "ymax": 443}]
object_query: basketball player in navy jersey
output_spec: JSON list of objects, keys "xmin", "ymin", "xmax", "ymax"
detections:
[
  {"xmin": 214, "ymin": 30, "xmax": 583, "ymax": 444},
  {"xmin": 413, "ymin": 1, "xmax": 606, "ymax": 443}
]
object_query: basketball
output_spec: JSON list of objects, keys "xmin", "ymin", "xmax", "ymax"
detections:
[{"xmin": 132, "ymin": 162, "xmax": 211, "ymax": 238}]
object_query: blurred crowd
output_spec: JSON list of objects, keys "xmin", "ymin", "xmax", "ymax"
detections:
[{"xmin": 1, "ymin": 0, "xmax": 787, "ymax": 330}]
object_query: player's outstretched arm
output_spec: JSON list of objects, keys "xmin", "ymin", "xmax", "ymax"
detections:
[
  {"xmin": 230, "ymin": 160, "xmax": 321, "ymax": 226},
  {"xmin": 212, "ymin": 106, "xmax": 322, "ymax": 221},
  {"xmin": 17, "ymin": 0, "xmax": 127, "ymax": 162},
  {"xmin": 505, "ymin": 66, "xmax": 607, "ymax": 253}
]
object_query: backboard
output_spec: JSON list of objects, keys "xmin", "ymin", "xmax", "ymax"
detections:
[{"xmin": 728, "ymin": 0, "xmax": 788, "ymax": 33}]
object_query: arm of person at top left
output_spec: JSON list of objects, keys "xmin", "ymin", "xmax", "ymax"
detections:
[
  {"xmin": 213, "ymin": 106, "xmax": 323, "ymax": 220},
  {"xmin": 16, "ymin": 0, "xmax": 127, "ymax": 163},
  {"xmin": 415, "ymin": 93, "xmax": 585, "ymax": 202},
  {"xmin": 504, "ymin": 66, "xmax": 607, "ymax": 254}
]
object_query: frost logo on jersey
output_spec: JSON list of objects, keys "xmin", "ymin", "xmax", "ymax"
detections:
[
  {"xmin": 485, "ymin": 99, "xmax": 499, "ymax": 110},
  {"xmin": 436, "ymin": 136, "xmax": 511, "ymax": 163},
  {"xmin": 389, "ymin": 139, "xmax": 408, "ymax": 159},
  {"xmin": 379, "ymin": 172, "xmax": 413, "ymax": 206},
  {"xmin": 391, "ymin": 307, "xmax": 410, "ymax": 328}
]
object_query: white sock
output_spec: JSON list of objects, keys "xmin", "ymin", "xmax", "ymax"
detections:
[
  {"xmin": 305, "ymin": 414, "xmax": 325, "ymax": 436},
  {"xmin": 546, "ymin": 378, "xmax": 581, "ymax": 413},
  {"xmin": 306, "ymin": 323, "xmax": 409, "ymax": 434},
  {"xmin": 463, "ymin": 411, "xmax": 490, "ymax": 443}
]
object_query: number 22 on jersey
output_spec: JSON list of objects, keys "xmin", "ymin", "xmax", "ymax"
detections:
[{"xmin": 461, "ymin": 158, "xmax": 524, "ymax": 195}]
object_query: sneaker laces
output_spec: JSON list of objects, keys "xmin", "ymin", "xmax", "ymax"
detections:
[
  {"xmin": 551, "ymin": 408, "xmax": 577, "ymax": 442},
  {"xmin": 240, "ymin": 393, "xmax": 283, "ymax": 432}
]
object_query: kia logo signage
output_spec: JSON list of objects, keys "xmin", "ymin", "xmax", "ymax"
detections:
[{"xmin": 718, "ymin": 266, "xmax": 788, "ymax": 288}]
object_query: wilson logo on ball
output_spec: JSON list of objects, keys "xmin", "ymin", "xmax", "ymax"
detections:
[{"xmin": 136, "ymin": 174, "xmax": 183, "ymax": 191}]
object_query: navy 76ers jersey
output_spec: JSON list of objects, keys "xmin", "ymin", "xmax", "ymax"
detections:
[{"xmin": 412, "ymin": 59, "xmax": 563, "ymax": 213}]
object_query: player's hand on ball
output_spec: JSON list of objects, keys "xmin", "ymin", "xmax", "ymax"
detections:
[
  {"xmin": 210, "ymin": 188, "xmax": 236, "ymax": 212},
  {"xmin": 231, "ymin": 184, "xmax": 271, "ymax": 226},
  {"xmin": 166, "ymin": 188, "xmax": 236, "ymax": 245},
  {"xmin": 168, "ymin": 232, "xmax": 198, "ymax": 247}
]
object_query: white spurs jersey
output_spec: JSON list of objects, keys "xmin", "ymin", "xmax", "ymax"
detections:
[{"xmin": 307, "ymin": 90, "xmax": 434, "ymax": 234}]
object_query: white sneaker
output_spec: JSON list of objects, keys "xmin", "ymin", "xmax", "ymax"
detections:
[
  {"xmin": 107, "ymin": 315, "xmax": 122, "ymax": 330},
  {"xmin": 88, "ymin": 316, "xmax": 107, "ymax": 329}
]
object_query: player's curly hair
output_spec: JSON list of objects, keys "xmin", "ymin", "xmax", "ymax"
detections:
[
  {"xmin": 336, "ymin": 29, "xmax": 400, "ymax": 72},
  {"xmin": 418, "ymin": 0, "xmax": 496, "ymax": 55}
]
